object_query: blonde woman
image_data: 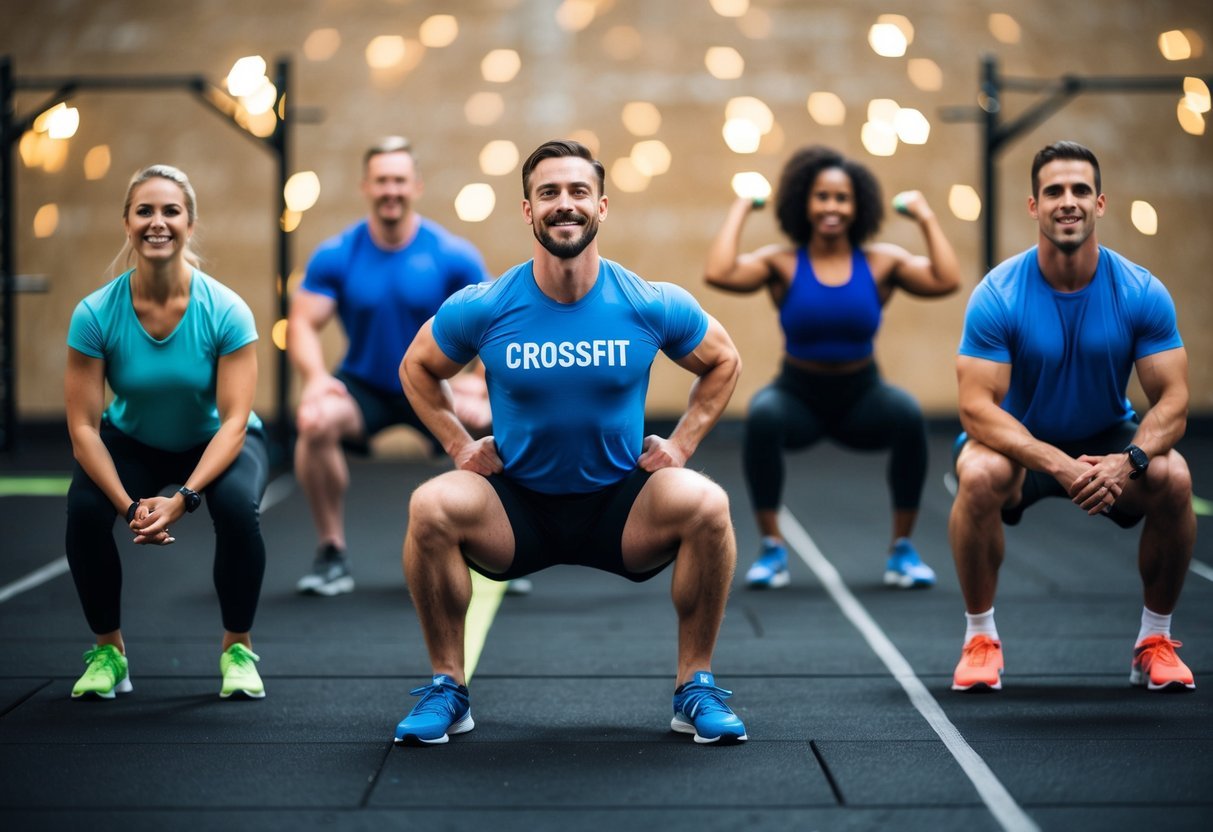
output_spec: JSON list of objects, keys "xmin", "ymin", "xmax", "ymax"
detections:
[{"xmin": 64, "ymin": 164, "xmax": 268, "ymax": 699}]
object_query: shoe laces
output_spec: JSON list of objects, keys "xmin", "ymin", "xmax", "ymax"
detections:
[
  {"xmin": 225, "ymin": 645, "xmax": 259, "ymax": 669},
  {"xmin": 962, "ymin": 635, "xmax": 1000, "ymax": 664},
  {"xmin": 1137, "ymin": 635, "xmax": 1183, "ymax": 667},
  {"xmin": 677, "ymin": 681, "xmax": 734, "ymax": 718},
  {"xmin": 408, "ymin": 680, "xmax": 464, "ymax": 717},
  {"xmin": 82, "ymin": 645, "xmax": 121, "ymax": 678}
]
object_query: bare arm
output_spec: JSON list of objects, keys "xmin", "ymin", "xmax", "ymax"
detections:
[
  {"xmin": 878, "ymin": 191, "xmax": 962, "ymax": 297},
  {"xmin": 65, "ymin": 348, "xmax": 133, "ymax": 515},
  {"xmin": 638, "ymin": 316, "xmax": 741, "ymax": 471},
  {"xmin": 957, "ymin": 355, "xmax": 1087, "ymax": 486},
  {"xmin": 1130, "ymin": 347, "xmax": 1188, "ymax": 458},
  {"xmin": 400, "ymin": 320, "xmax": 502, "ymax": 475},
  {"xmin": 131, "ymin": 343, "xmax": 258, "ymax": 540},
  {"xmin": 288, "ymin": 289, "xmax": 346, "ymax": 400},
  {"xmin": 703, "ymin": 196, "xmax": 783, "ymax": 294}
]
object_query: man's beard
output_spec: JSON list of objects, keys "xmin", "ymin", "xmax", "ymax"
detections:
[{"xmin": 534, "ymin": 212, "xmax": 598, "ymax": 259}]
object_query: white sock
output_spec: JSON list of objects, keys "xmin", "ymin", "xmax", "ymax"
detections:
[
  {"xmin": 964, "ymin": 608, "xmax": 998, "ymax": 643},
  {"xmin": 761, "ymin": 536, "xmax": 783, "ymax": 550},
  {"xmin": 1136, "ymin": 607, "xmax": 1172, "ymax": 645}
]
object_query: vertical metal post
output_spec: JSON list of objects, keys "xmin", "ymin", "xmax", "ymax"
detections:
[
  {"xmin": 272, "ymin": 57, "xmax": 292, "ymax": 458},
  {"xmin": 1, "ymin": 57, "xmax": 16, "ymax": 452},
  {"xmin": 980, "ymin": 54, "xmax": 1000, "ymax": 275}
]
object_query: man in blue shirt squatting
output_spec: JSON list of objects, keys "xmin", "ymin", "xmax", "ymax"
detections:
[
  {"xmin": 395, "ymin": 139, "xmax": 748, "ymax": 745},
  {"xmin": 949, "ymin": 141, "xmax": 1196, "ymax": 693},
  {"xmin": 288, "ymin": 137, "xmax": 493, "ymax": 596}
]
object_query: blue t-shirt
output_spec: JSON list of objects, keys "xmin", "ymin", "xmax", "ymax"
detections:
[
  {"xmin": 959, "ymin": 246, "xmax": 1182, "ymax": 443},
  {"xmin": 302, "ymin": 218, "xmax": 490, "ymax": 392},
  {"xmin": 432, "ymin": 258, "xmax": 710, "ymax": 494},
  {"xmin": 67, "ymin": 269, "xmax": 263, "ymax": 452}
]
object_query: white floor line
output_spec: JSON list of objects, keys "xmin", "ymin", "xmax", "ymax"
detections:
[
  {"xmin": 0, "ymin": 473, "xmax": 296, "ymax": 607},
  {"xmin": 778, "ymin": 507, "xmax": 1040, "ymax": 832},
  {"xmin": 1189, "ymin": 559, "xmax": 1213, "ymax": 583},
  {"xmin": 0, "ymin": 557, "xmax": 69, "ymax": 604}
]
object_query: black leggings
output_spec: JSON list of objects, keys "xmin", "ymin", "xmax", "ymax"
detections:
[
  {"xmin": 65, "ymin": 423, "xmax": 269, "ymax": 635},
  {"xmin": 743, "ymin": 361, "xmax": 928, "ymax": 513}
]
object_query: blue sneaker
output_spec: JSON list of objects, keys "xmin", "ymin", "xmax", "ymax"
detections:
[
  {"xmin": 745, "ymin": 541, "xmax": 789, "ymax": 589},
  {"xmin": 883, "ymin": 538, "xmax": 936, "ymax": 588},
  {"xmin": 394, "ymin": 674, "xmax": 475, "ymax": 745},
  {"xmin": 671, "ymin": 671, "xmax": 748, "ymax": 744}
]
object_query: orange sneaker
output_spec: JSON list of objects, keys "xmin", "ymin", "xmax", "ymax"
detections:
[
  {"xmin": 1130, "ymin": 635, "xmax": 1195, "ymax": 691},
  {"xmin": 951, "ymin": 635, "xmax": 1004, "ymax": 691}
]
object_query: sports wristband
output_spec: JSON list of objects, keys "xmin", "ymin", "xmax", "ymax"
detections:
[{"xmin": 125, "ymin": 500, "xmax": 140, "ymax": 523}]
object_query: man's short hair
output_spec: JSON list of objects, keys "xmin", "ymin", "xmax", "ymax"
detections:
[
  {"xmin": 521, "ymin": 139, "xmax": 606, "ymax": 199},
  {"xmin": 364, "ymin": 136, "xmax": 414, "ymax": 170},
  {"xmin": 1031, "ymin": 141, "xmax": 1101, "ymax": 197}
]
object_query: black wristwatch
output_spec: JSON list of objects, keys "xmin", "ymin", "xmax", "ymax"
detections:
[
  {"xmin": 177, "ymin": 485, "xmax": 202, "ymax": 512},
  {"xmin": 1123, "ymin": 444, "xmax": 1149, "ymax": 480}
]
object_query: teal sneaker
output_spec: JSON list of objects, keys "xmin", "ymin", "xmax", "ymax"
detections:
[
  {"xmin": 71, "ymin": 644, "xmax": 132, "ymax": 699},
  {"xmin": 220, "ymin": 643, "xmax": 265, "ymax": 699},
  {"xmin": 394, "ymin": 674, "xmax": 474, "ymax": 745},
  {"xmin": 745, "ymin": 541, "xmax": 789, "ymax": 589},
  {"xmin": 883, "ymin": 538, "xmax": 936, "ymax": 588},
  {"xmin": 671, "ymin": 671, "xmax": 748, "ymax": 744}
]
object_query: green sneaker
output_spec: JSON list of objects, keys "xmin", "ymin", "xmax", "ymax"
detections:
[
  {"xmin": 220, "ymin": 643, "xmax": 265, "ymax": 699},
  {"xmin": 71, "ymin": 644, "xmax": 132, "ymax": 699}
]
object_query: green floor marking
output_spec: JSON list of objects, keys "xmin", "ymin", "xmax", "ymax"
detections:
[
  {"xmin": 464, "ymin": 569, "xmax": 506, "ymax": 682},
  {"xmin": 0, "ymin": 476, "xmax": 71, "ymax": 497}
]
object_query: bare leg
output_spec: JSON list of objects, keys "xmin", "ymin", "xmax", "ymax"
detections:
[
  {"xmin": 755, "ymin": 508, "xmax": 780, "ymax": 540},
  {"xmin": 96, "ymin": 629, "xmax": 125, "ymax": 654},
  {"xmin": 403, "ymin": 471, "xmax": 514, "ymax": 684},
  {"xmin": 949, "ymin": 442, "xmax": 1023, "ymax": 614},
  {"xmin": 623, "ymin": 469, "xmax": 736, "ymax": 687},
  {"xmin": 892, "ymin": 508, "xmax": 917, "ymax": 545},
  {"xmin": 1117, "ymin": 450, "xmax": 1196, "ymax": 614},
  {"xmin": 294, "ymin": 393, "xmax": 364, "ymax": 550},
  {"xmin": 222, "ymin": 631, "xmax": 252, "ymax": 651}
]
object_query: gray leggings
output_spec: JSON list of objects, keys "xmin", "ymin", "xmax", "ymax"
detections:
[{"xmin": 743, "ymin": 361, "xmax": 927, "ymax": 512}]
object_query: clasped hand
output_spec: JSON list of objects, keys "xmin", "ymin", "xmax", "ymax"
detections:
[
  {"xmin": 127, "ymin": 495, "xmax": 182, "ymax": 545},
  {"xmin": 1065, "ymin": 453, "xmax": 1130, "ymax": 516}
]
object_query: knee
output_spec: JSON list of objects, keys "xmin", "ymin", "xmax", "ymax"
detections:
[
  {"xmin": 745, "ymin": 393, "xmax": 786, "ymax": 439},
  {"xmin": 1145, "ymin": 451, "xmax": 1192, "ymax": 511},
  {"xmin": 208, "ymin": 490, "xmax": 262, "ymax": 536},
  {"xmin": 407, "ymin": 476, "xmax": 473, "ymax": 540},
  {"xmin": 681, "ymin": 474, "xmax": 733, "ymax": 537},
  {"xmin": 955, "ymin": 451, "xmax": 1016, "ymax": 508},
  {"xmin": 295, "ymin": 402, "xmax": 339, "ymax": 444}
]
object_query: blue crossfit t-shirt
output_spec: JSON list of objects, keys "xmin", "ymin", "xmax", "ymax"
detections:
[
  {"xmin": 959, "ymin": 246, "xmax": 1182, "ymax": 444},
  {"xmin": 301, "ymin": 218, "xmax": 490, "ymax": 392},
  {"xmin": 67, "ymin": 269, "xmax": 263, "ymax": 452},
  {"xmin": 432, "ymin": 258, "xmax": 710, "ymax": 494}
]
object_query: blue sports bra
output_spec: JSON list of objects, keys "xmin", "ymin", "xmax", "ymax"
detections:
[{"xmin": 778, "ymin": 248, "xmax": 882, "ymax": 362}]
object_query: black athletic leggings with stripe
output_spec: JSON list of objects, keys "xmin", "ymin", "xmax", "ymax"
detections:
[
  {"xmin": 65, "ymin": 421, "xmax": 269, "ymax": 635},
  {"xmin": 744, "ymin": 360, "xmax": 928, "ymax": 513}
]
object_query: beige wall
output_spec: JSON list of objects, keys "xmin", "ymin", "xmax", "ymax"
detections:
[{"xmin": 5, "ymin": 0, "xmax": 1211, "ymax": 425}]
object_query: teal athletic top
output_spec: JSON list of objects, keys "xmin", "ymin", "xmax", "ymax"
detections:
[
  {"xmin": 67, "ymin": 269, "xmax": 263, "ymax": 452},
  {"xmin": 432, "ymin": 258, "xmax": 709, "ymax": 494},
  {"xmin": 959, "ymin": 246, "xmax": 1182, "ymax": 443}
]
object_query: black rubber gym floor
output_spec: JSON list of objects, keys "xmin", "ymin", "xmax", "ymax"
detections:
[{"xmin": 2, "ymin": 424, "xmax": 1210, "ymax": 831}]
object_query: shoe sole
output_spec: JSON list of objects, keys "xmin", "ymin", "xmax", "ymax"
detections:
[
  {"xmin": 394, "ymin": 712, "xmax": 475, "ymax": 746},
  {"xmin": 951, "ymin": 676, "xmax": 1002, "ymax": 692},
  {"xmin": 71, "ymin": 676, "xmax": 133, "ymax": 699},
  {"xmin": 298, "ymin": 577, "xmax": 355, "ymax": 596},
  {"xmin": 746, "ymin": 571, "xmax": 790, "ymax": 589},
  {"xmin": 220, "ymin": 688, "xmax": 266, "ymax": 699},
  {"xmin": 671, "ymin": 716, "xmax": 748, "ymax": 744},
  {"xmin": 1130, "ymin": 667, "xmax": 1195, "ymax": 691},
  {"xmin": 883, "ymin": 571, "xmax": 936, "ymax": 589}
]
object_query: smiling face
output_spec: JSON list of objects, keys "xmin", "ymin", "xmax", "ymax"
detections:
[
  {"xmin": 523, "ymin": 155, "xmax": 607, "ymax": 260},
  {"xmin": 1029, "ymin": 158, "xmax": 1105, "ymax": 254},
  {"xmin": 806, "ymin": 166, "xmax": 855, "ymax": 242},
  {"xmin": 123, "ymin": 177, "xmax": 193, "ymax": 265},
  {"xmin": 362, "ymin": 150, "xmax": 422, "ymax": 227}
]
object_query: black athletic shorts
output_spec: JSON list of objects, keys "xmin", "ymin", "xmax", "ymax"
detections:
[
  {"xmin": 953, "ymin": 420, "xmax": 1144, "ymax": 529},
  {"xmin": 471, "ymin": 468, "xmax": 675, "ymax": 583},
  {"xmin": 335, "ymin": 369, "xmax": 441, "ymax": 456}
]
